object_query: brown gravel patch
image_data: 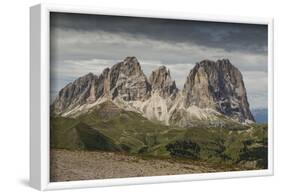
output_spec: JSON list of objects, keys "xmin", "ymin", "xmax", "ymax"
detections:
[{"xmin": 50, "ymin": 149, "xmax": 241, "ymax": 182}]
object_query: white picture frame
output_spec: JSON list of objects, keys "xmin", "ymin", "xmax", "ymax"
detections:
[{"xmin": 30, "ymin": 3, "xmax": 274, "ymax": 191}]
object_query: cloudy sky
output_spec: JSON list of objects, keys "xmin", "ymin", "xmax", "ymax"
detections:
[{"xmin": 50, "ymin": 12, "xmax": 268, "ymax": 110}]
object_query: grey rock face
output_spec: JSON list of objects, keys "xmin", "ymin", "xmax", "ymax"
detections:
[
  {"xmin": 95, "ymin": 67, "xmax": 111, "ymax": 98},
  {"xmin": 149, "ymin": 66, "xmax": 178, "ymax": 98},
  {"xmin": 52, "ymin": 57, "xmax": 152, "ymax": 115},
  {"xmin": 182, "ymin": 59, "xmax": 255, "ymax": 123},
  {"xmin": 51, "ymin": 73, "xmax": 98, "ymax": 114},
  {"xmin": 109, "ymin": 56, "xmax": 151, "ymax": 101},
  {"xmin": 52, "ymin": 57, "xmax": 255, "ymax": 124}
]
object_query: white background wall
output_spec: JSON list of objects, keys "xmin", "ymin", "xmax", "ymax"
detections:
[{"xmin": 0, "ymin": 0, "xmax": 279, "ymax": 193}]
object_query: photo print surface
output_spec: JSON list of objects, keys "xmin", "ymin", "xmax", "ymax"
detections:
[{"xmin": 50, "ymin": 12, "xmax": 268, "ymax": 182}]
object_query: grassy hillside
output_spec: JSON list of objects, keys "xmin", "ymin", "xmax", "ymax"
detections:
[{"xmin": 50, "ymin": 101, "xmax": 268, "ymax": 169}]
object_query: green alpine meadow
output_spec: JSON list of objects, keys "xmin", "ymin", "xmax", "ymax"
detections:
[{"xmin": 51, "ymin": 100, "xmax": 268, "ymax": 169}]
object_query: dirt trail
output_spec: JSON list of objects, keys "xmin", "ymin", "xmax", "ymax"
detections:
[{"xmin": 50, "ymin": 149, "xmax": 242, "ymax": 182}]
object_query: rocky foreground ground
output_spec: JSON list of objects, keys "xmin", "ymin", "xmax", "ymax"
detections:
[{"xmin": 50, "ymin": 149, "xmax": 245, "ymax": 182}]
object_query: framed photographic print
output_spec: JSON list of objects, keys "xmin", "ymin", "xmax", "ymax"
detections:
[{"xmin": 30, "ymin": 3, "xmax": 274, "ymax": 191}]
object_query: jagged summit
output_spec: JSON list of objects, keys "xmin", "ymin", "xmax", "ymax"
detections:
[
  {"xmin": 109, "ymin": 56, "xmax": 150, "ymax": 101},
  {"xmin": 189, "ymin": 59, "xmax": 236, "ymax": 74},
  {"xmin": 112, "ymin": 56, "xmax": 143, "ymax": 77},
  {"xmin": 149, "ymin": 66, "xmax": 178, "ymax": 98},
  {"xmin": 217, "ymin": 58, "xmax": 231, "ymax": 64},
  {"xmin": 182, "ymin": 59, "xmax": 254, "ymax": 123},
  {"xmin": 52, "ymin": 57, "xmax": 255, "ymax": 125},
  {"xmin": 51, "ymin": 72, "xmax": 98, "ymax": 113},
  {"xmin": 123, "ymin": 56, "xmax": 139, "ymax": 64}
]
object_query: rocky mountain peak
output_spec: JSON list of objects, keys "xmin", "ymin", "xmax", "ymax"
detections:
[
  {"xmin": 123, "ymin": 56, "xmax": 139, "ymax": 64},
  {"xmin": 52, "ymin": 57, "xmax": 255, "ymax": 125},
  {"xmin": 183, "ymin": 59, "xmax": 254, "ymax": 123},
  {"xmin": 191, "ymin": 59, "xmax": 234, "ymax": 71},
  {"xmin": 149, "ymin": 66, "xmax": 178, "ymax": 98},
  {"xmin": 51, "ymin": 72, "xmax": 98, "ymax": 114},
  {"xmin": 109, "ymin": 57, "xmax": 151, "ymax": 101},
  {"xmin": 119, "ymin": 56, "xmax": 142, "ymax": 76}
]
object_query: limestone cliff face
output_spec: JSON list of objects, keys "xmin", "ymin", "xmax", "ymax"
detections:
[
  {"xmin": 182, "ymin": 59, "xmax": 254, "ymax": 123},
  {"xmin": 51, "ymin": 57, "xmax": 255, "ymax": 125},
  {"xmin": 52, "ymin": 57, "xmax": 151, "ymax": 115},
  {"xmin": 109, "ymin": 56, "xmax": 151, "ymax": 101},
  {"xmin": 51, "ymin": 73, "xmax": 98, "ymax": 114},
  {"xmin": 149, "ymin": 66, "xmax": 178, "ymax": 98}
]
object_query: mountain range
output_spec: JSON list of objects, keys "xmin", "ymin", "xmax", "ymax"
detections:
[
  {"xmin": 50, "ymin": 57, "xmax": 267, "ymax": 169},
  {"xmin": 51, "ymin": 56, "xmax": 255, "ymax": 126}
]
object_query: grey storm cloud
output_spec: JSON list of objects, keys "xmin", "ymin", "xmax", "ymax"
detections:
[
  {"xmin": 50, "ymin": 12, "xmax": 268, "ymax": 54},
  {"xmin": 50, "ymin": 12, "xmax": 268, "ymax": 109}
]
